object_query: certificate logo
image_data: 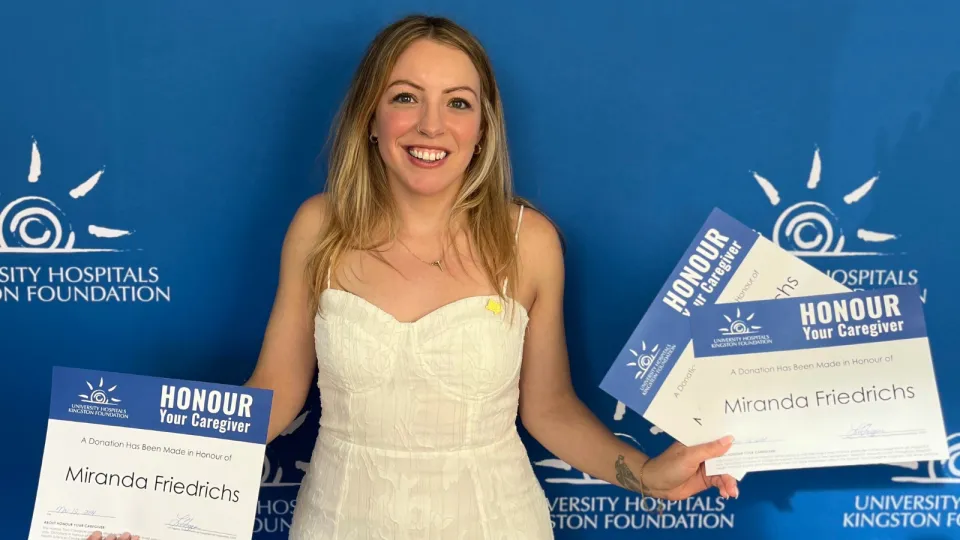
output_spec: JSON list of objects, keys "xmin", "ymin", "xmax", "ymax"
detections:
[
  {"xmin": 719, "ymin": 307, "xmax": 761, "ymax": 336},
  {"xmin": 0, "ymin": 137, "xmax": 171, "ymax": 304},
  {"xmin": 66, "ymin": 376, "xmax": 129, "ymax": 420},
  {"xmin": 622, "ymin": 341, "xmax": 677, "ymax": 397},
  {"xmin": 78, "ymin": 377, "xmax": 122, "ymax": 406},
  {"xmin": 626, "ymin": 341, "xmax": 660, "ymax": 379},
  {"xmin": 710, "ymin": 310, "xmax": 772, "ymax": 349}
]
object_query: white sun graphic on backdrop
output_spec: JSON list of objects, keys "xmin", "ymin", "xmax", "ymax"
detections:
[
  {"xmin": 0, "ymin": 138, "xmax": 132, "ymax": 253},
  {"xmin": 750, "ymin": 147, "xmax": 899, "ymax": 256}
]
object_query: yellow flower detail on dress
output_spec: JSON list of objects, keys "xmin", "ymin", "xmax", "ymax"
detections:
[{"xmin": 485, "ymin": 299, "xmax": 502, "ymax": 315}]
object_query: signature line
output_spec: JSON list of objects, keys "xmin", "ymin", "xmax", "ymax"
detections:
[
  {"xmin": 166, "ymin": 524, "xmax": 236, "ymax": 539},
  {"xmin": 841, "ymin": 429, "xmax": 924, "ymax": 439}
]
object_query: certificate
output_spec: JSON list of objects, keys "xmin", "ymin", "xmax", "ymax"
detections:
[
  {"xmin": 599, "ymin": 208, "xmax": 850, "ymax": 450},
  {"xmin": 29, "ymin": 367, "xmax": 272, "ymax": 540},
  {"xmin": 689, "ymin": 286, "xmax": 949, "ymax": 476}
]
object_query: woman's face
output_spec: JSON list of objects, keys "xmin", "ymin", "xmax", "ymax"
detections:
[{"xmin": 371, "ymin": 38, "xmax": 483, "ymax": 198}]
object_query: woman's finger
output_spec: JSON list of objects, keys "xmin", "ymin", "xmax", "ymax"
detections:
[
  {"xmin": 724, "ymin": 475, "xmax": 739, "ymax": 498},
  {"xmin": 707, "ymin": 473, "xmax": 732, "ymax": 498}
]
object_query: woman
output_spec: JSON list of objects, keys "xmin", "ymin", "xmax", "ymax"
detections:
[{"xmin": 88, "ymin": 14, "xmax": 737, "ymax": 540}]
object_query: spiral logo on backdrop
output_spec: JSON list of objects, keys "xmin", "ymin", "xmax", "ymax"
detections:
[
  {"xmin": 749, "ymin": 146, "xmax": 927, "ymax": 304},
  {"xmin": 0, "ymin": 137, "xmax": 170, "ymax": 303}
]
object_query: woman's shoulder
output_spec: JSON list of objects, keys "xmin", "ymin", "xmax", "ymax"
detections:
[
  {"xmin": 296, "ymin": 192, "xmax": 330, "ymax": 221},
  {"xmin": 289, "ymin": 193, "xmax": 331, "ymax": 233},
  {"xmin": 511, "ymin": 201, "xmax": 562, "ymax": 252},
  {"xmin": 511, "ymin": 201, "xmax": 564, "ymax": 284},
  {"xmin": 281, "ymin": 193, "xmax": 331, "ymax": 250}
]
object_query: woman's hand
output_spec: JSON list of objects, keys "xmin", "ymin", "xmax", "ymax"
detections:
[
  {"xmin": 641, "ymin": 435, "xmax": 739, "ymax": 500},
  {"xmin": 87, "ymin": 531, "xmax": 139, "ymax": 540}
]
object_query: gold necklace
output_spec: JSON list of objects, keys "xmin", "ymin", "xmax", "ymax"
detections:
[{"xmin": 396, "ymin": 237, "xmax": 445, "ymax": 272}]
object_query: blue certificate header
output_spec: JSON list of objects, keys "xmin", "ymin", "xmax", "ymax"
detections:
[
  {"xmin": 600, "ymin": 207, "xmax": 760, "ymax": 412},
  {"xmin": 48, "ymin": 367, "xmax": 273, "ymax": 444},
  {"xmin": 690, "ymin": 286, "xmax": 928, "ymax": 357}
]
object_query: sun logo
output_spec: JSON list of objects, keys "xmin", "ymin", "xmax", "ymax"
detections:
[
  {"xmin": 720, "ymin": 307, "xmax": 761, "ymax": 335},
  {"xmin": 78, "ymin": 377, "xmax": 122, "ymax": 405},
  {"xmin": 0, "ymin": 138, "xmax": 132, "ymax": 253},
  {"xmin": 626, "ymin": 341, "xmax": 659, "ymax": 380},
  {"xmin": 750, "ymin": 146, "xmax": 899, "ymax": 257}
]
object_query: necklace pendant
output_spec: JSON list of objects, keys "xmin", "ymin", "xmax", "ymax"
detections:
[{"xmin": 432, "ymin": 260, "xmax": 444, "ymax": 272}]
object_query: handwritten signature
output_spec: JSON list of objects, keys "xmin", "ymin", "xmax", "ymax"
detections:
[
  {"xmin": 846, "ymin": 423, "xmax": 886, "ymax": 438},
  {"xmin": 167, "ymin": 514, "xmax": 200, "ymax": 530}
]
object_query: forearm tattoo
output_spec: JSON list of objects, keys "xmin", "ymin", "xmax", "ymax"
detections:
[{"xmin": 614, "ymin": 454, "xmax": 645, "ymax": 494}]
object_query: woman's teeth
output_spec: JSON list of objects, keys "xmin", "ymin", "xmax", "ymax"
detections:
[{"xmin": 407, "ymin": 147, "xmax": 447, "ymax": 162}]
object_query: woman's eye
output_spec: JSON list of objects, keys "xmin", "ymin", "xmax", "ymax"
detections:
[
  {"xmin": 391, "ymin": 93, "xmax": 416, "ymax": 104},
  {"xmin": 449, "ymin": 98, "xmax": 472, "ymax": 110}
]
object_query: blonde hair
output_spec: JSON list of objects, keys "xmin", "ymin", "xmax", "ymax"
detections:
[{"xmin": 306, "ymin": 14, "xmax": 531, "ymax": 313}]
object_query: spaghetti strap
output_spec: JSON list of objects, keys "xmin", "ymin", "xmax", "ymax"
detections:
[
  {"xmin": 515, "ymin": 205, "xmax": 525, "ymax": 240},
  {"xmin": 502, "ymin": 205, "xmax": 525, "ymax": 295}
]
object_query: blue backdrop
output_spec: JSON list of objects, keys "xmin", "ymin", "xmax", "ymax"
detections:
[{"xmin": 3, "ymin": 1, "xmax": 959, "ymax": 538}]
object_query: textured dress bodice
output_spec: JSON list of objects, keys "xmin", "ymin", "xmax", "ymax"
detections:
[{"xmin": 287, "ymin": 283, "xmax": 553, "ymax": 539}]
